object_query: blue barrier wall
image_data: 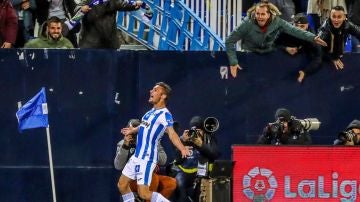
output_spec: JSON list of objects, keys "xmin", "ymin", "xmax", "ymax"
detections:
[{"xmin": 0, "ymin": 49, "xmax": 359, "ymax": 201}]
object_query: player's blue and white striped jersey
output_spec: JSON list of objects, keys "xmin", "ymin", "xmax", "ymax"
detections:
[{"xmin": 135, "ymin": 107, "xmax": 173, "ymax": 163}]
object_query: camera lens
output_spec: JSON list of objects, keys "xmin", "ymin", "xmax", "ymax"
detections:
[
  {"xmin": 188, "ymin": 127, "xmax": 198, "ymax": 138},
  {"xmin": 270, "ymin": 122, "xmax": 282, "ymax": 134}
]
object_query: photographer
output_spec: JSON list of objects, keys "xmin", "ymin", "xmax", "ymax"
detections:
[
  {"xmin": 334, "ymin": 120, "xmax": 360, "ymax": 145},
  {"xmin": 171, "ymin": 116, "xmax": 220, "ymax": 202},
  {"xmin": 257, "ymin": 108, "xmax": 312, "ymax": 145}
]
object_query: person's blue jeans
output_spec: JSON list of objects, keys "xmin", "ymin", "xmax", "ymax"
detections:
[
  {"xmin": 23, "ymin": 11, "xmax": 34, "ymax": 41},
  {"xmin": 174, "ymin": 171, "xmax": 197, "ymax": 202}
]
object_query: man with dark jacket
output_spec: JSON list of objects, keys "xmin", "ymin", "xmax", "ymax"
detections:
[
  {"xmin": 225, "ymin": 1, "xmax": 327, "ymax": 78},
  {"xmin": 77, "ymin": 0, "xmax": 140, "ymax": 49},
  {"xmin": 0, "ymin": 0, "xmax": 18, "ymax": 48},
  {"xmin": 318, "ymin": 6, "xmax": 360, "ymax": 70},
  {"xmin": 24, "ymin": 16, "xmax": 73, "ymax": 48},
  {"xmin": 275, "ymin": 13, "xmax": 322, "ymax": 83},
  {"xmin": 257, "ymin": 108, "xmax": 312, "ymax": 145}
]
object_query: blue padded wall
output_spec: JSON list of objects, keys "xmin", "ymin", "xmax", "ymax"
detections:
[{"xmin": 0, "ymin": 49, "xmax": 359, "ymax": 201}]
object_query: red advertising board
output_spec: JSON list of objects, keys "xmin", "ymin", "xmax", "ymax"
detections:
[{"xmin": 232, "ymin": 146, "xmax": 360, "ymax": 201}]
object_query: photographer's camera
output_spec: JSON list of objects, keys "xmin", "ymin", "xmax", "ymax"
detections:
[
  {"xmin": 338, "ymin": 130, "xmax": 357, "ymax": 142},
  {"xmin": 269, "ymin": 121, "xmax": 285, "ymax": 136},
  {"xmin": 188, "ymin": 126, "xmax": 199, "ymax": 139}
]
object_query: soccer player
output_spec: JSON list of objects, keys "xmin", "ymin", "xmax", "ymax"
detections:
[{"xmin": 118, "ymin": 82, "xmax": 190, "ymax": 202}]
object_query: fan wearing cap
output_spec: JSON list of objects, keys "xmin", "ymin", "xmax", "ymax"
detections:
[
  {"xmin": 275, "ymin": 13, "xmax": 322, "ymax": 83},
  {"xmin": 170, "ymin": 116, "xmax": 220, "ymax": 202},
  {"xmin": 334, "ymin": 120, "xmax": 360, "ymax": 145},
  {"xmin": 257, "ymin": 108, "xmax": 312, "ymax": 145}
]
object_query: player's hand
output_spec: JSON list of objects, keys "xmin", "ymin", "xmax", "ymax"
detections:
[
  {"xmin": 121, "ymin": 127, "xmax": 134, "ymax": 136},
  {"xmin": 230, "ymin": 64, "xmax": 243, "ymax": 78},
  {"xmin": 180, "ymin": 147, "xmax": 191, "ymax": 158}
]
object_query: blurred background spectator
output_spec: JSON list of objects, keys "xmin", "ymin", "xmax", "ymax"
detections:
[
  {"xmin": 268, "ymin": 0, "xmax": 296, "ymax": 22},
  {"xmin": 318, "ymin": 5, "xmax": 360, "ymax": 70},
  {"xmin": 307, "ymin": 0, "xmax": 347, "ymax": 32},
  {"xmin": 77, "ymin": 0, "xmax": 140, "ymax": 49},
  {"xmin": 11, "ymin": 0, "xmax": 36, "ymax": 47},
  {"xmin": 24, "ymin": 16, "xmax": 73, "ymax": 48},
  {"xmin": 346, "ymin": 0, "xmax": 360, "ymax": 52},
  {"xmin": 33, "ymin": 0, "xmax": 79, "ymax": 47},
  {"xmin": 0, "ymin": 0, "xmax": 18, "ymax": 48}
]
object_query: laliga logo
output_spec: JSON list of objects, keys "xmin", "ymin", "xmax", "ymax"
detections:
[{"xmin": 243, "ymin": 167, "xmax": 278, "ymax": 200}]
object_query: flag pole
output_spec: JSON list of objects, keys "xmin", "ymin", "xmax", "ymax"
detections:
[
  {"xmin": 16, "ymin": 88, "xmax": 56, "ymax": 201},
  {"xmin": 46, "ymin": 126, "xmax": 57, "ymax": 202}
]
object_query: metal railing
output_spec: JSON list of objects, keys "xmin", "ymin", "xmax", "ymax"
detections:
[
  {"xmin": 116, "ymin": 0, "xmax": 242, "ymax": 50},
  {"xmin": 183, "ymin": 0, "xmax": 242, "ymax": 42}
]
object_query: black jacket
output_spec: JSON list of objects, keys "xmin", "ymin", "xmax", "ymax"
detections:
[
  {"xmin": 257, "ymin": 120, "xmax": 312, "ymax": 145},
  {"xmin": 318, "ymin": 19, "xmax": 360, "ymax": 60},
  {"xmin": 347, "ymin": 0, "xmax": 360, "ymax": 25},
  {"xmin": 78, "ymin": 0, "xmax": 138, "ymax": 49},
  {"xmin": 34, "ymin": 0, "xmax": 77, "ymax": 25},
  {"xmin": 276, "ymin": 28, "xmax": 322, "ymax": 75}
]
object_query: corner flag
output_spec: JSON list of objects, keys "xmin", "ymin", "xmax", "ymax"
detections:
[
  {"xmin": 16, "ymin": 87, "xmax": 48, "ymax": 132},
  {"xmin": 15, "ymin": 87, "xmax": 57, "ymax": 202}
]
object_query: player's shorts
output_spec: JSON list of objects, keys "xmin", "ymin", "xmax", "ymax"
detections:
[{"xmin": 122, "ymin": 155, "xmax": 156, "ymax": 186}]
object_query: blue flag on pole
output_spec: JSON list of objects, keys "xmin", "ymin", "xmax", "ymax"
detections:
[{"xmin": 16, "ymin": 87, "xmax": 49, "ymax": 132}]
